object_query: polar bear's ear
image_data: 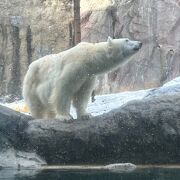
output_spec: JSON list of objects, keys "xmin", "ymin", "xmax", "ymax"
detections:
[
  {"xmin": 107, "ymin": 36, "xmax": 113, "ymax": 47},
  {"xmin": 107, "ymin": 36, "xmax": 113, "ymax": 56}
]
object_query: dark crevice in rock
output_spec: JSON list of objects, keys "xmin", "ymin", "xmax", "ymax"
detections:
[
  {"xmin": 68, "ymin": 22, "xmax": 74, "ymax": 47},
  {"xmin": 0, "ymin": 24, "xmax": 8, "ymax": 95},
  {"xmin": 170, "ymin": 17, "xmax": 180, "ymax": 34},
  {"xmin": 26, "ymin": 25, "xmax": 32, "ymax": 65},
  {"xmin": 160, "ymin": 50, "xmax": 175, "ymax": 84},
  {"xmin": 0, "ymin": 65, "xmax": 4, "ymax": 82},
  {"xmin": 151, "ymin": 0, "xmax": 158, "ymax": 43},
  {"xmin": 81, "ymin": 10, "xmax": 92, "ymax": 25},
  {"xmin": 8, "ymin": 25, "xmax": 21, "ymax": 99},
  {"xmin": 110, "ymin": 7, "xmax": 117, "ymax": 39},
  {"xmin": 126, "ymin": 5, "xmax": 138, "ymax": 40}
]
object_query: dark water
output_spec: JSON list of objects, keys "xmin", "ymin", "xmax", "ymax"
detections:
[{"xmin": 1, "ymin": 168, "xmax": 180, "ymax": 180}]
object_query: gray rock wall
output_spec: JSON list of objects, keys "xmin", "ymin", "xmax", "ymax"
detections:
[
  {"xmin": 0, "ymin": 0, "xmax": 180, "ymax": 98},
  {"xmin": 0, "ymin": 0, "xmax": 72, "ymax": 99},
  {"xmin": 81, "ymin": 0, "xmax": 180, "ymax": 93}
]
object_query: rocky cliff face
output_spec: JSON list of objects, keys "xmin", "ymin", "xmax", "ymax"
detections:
[
  {"xmin": 81, "ymin": 0, "xmax": 180, "ymax": 93},
  {"xmin": 0, "ymin": 0, "xmax": 179, "ymax": 98},
  {"xmin": 0, "ymin": 0, "xmax": 72, "ymax": 99}
]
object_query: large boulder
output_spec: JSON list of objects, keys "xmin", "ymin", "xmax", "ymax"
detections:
[
  {"xmin": 0, "ymin": 77, "xmax": 180, "ymax": 167},
  {"xmin": 0, "ymin": 105, "xmax": 45, "ymax": 168},
  {"xmin": 25, "ymin": 93, "xmax": 180, "ymax": 165}
]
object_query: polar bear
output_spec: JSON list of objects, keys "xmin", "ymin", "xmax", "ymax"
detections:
[{"xmin": 22, "ymin": 37, "xmax": 142, "ymax": 120}]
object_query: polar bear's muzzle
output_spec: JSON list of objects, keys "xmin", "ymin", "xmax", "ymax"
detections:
[{"xmin": 133, "ymin": 42, "xmax": 142, "ymax": 51}]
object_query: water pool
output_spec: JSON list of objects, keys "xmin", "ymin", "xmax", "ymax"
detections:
[{"xmin": 1, "ymin": 167, "xmax": 180, "ymax": 180}]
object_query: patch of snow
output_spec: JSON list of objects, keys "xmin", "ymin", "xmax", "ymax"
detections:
[
  {"xmin": 0, "ymin": 149, "xmax": 46, "ymax": 169},
  {"xmin": 1, "ymin": 89, "xmax": 151, "ymax": 118},
  {"xmin": 163, "ymin": 76, "xmax": 180, "ymax": 87},
  {"xmin": 1, "ymin": 76, "xmax": 180, "ymax": 118},
  {"xmin": 145, "ymin": 77, "xmax": 180, "ymax": 98},
  {"xmin": 85, "ymin": 89, "xmax": 151, "ymax": 117}
]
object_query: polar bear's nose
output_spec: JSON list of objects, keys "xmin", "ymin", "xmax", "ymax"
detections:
[
  {"xmin": 139, "ymin": 42, "xmax": 142, "ymax": 48},
  {"xmin": 133, "ymin": 42, "xmax": 142, "ymax": 51}
]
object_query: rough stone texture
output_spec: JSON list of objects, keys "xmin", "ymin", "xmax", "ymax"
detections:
[
  {"xmin": 0, "ymin": 86, "xmax": 180, "ymax": 167},
  {"xmin": 81, "ymin": 0, "xmax": 180, "ymax": 93},
  {"xmin": 0, "ymin": 105, "xmax": 31, "ymax": 147},
  {"xmin": 1, "ymin": 0, "xmax": 180, "ymax": 98},
  {"xmin": 0, "ymin": 0, "xmax": 72, "ymax": 99},
  {"xmin": 25, "ymin": 93, "xmax": 180, "ymax": 164},
  {"xmin": 0, "ymin": 105, "xmax": 46, "ymax": 168}
]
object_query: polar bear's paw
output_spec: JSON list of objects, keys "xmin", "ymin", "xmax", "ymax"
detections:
[
  {"xmin": 56, "ymin": 114, "xmax": 74, "ymax": 122},
  {"xmin": 79, "ymin": 113, "xmax": 93, "ymax": 120}
]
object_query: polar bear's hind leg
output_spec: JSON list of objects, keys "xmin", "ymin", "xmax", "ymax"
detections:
[
  {"xmin": 27, "ymin": 98, "xmax": 46, "ymax": 119},
  {"xmin": 73, "ymin": 77, "xmax": 96, "ymax": 119}
]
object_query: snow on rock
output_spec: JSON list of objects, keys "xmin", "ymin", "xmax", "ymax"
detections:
[
  {"xmin": 0, "ymin": 100, "xmax": 30, "ymax": 115},
  {"xmin": 1, "ymin": 76, "xmax": 180, "ymax": 118},
  {"xmin": 145, "ymin": 77, "xmax": 180, "ymax": 98},
  {"xmin": 0, "ymin": 90, "xmax": 151, "ymax": 118},
  {"xmin": 163, "ymin": 76, "xmax": 180, "ymax": 87},
  {"xmin": 1, "ymin": 89, "xmax": 150, "ymax": 118},
  {"xmin": 0, "ymin": 149, "xmax": 46, "ymax": 169},
  {"xmin": 84, "ymin": 89, "xmax": 150, "ymax": 117}
]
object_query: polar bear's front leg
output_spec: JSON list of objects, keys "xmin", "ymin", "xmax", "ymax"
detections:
[
  {"xmin": 54, "ymin": 92, "xmax": 73, "ymax": 121},
  {"xmin": 73, "ymin": 77, "xmax": 96, "ymax": 119},
  {"xmin": 52, "ymin": 79, "xmax": 73, "ymax": 121}
]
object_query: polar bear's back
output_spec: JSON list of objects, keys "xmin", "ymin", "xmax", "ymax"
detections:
[{"xmin": 23, "ymin": 42, "xmax": 97, "ymax": 90}]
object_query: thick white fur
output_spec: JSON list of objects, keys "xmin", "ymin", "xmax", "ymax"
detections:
[{"xmin": 22, "ymin": 37, "xmax": 142, "ymax": 120}]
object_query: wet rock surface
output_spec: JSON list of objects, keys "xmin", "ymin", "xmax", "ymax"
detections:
[
  {"xmin": 0, "ymin": 105, "xmax": 46, "ymax": 168},
  {"xmin": 0, "ymin": 78, "xmax": 180, "ymax": 167},
  {"xmin": 26, "ymin": 93, "xmax": 180, "ymax": 165}
]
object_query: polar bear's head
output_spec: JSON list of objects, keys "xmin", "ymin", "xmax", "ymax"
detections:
[{"xmin": 107, "ymin": 37, "xmax": 142, "ymax": 61}]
